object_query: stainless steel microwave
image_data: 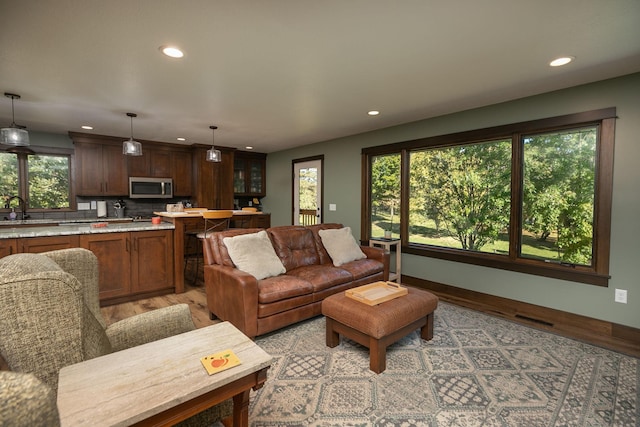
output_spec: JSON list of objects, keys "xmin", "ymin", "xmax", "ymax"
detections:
[{"xmin": 129, "ymin": 177, "xmax": 173, "ymax": 199}]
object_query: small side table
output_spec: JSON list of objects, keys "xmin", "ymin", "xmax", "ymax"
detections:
[{"xmin": 369, "ymin": 239, "xmax": 401, "ymax": 282}]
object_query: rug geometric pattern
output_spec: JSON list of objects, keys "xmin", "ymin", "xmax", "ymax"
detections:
[{"xmin": 250, "ymin": 302, "xmax": 638, "ymax": 426}]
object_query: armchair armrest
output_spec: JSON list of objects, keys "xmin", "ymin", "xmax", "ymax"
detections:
[
  {"xmin": 0, "ymin": 371, "xmax": 60, "ymax": 426},
  {"xmin": 106, "ymin": 304, "xmax": 195, "ymax": 352}
]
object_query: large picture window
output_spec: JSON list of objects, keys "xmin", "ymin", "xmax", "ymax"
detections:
[
  {"xmin": 362, "ymin": 109, "xmax": 615, "ymax": 286},
  {"xmin": 0, "ymin": 148, "xmax": 72, "ymax": 212}
]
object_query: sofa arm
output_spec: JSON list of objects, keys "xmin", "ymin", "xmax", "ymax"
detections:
[
  {"xmin": 204, "ymin": 265, "xmax": 260, "ymax": 338},
  {"xmin": 106, "ymin": 304, "xmax": 196, "ymax": 352},
  {"xmin": 360, "ymin": 245, "xmax": 391, "ymax": 281}
]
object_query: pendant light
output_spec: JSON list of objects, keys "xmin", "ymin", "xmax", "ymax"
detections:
[
  {"xmin": 1, "ymin": 93, "xmax": 30, "ymax": 147},
  {"xmin": 122, "ymin": 112, "xmax": 142, "ymax": 156},
  {"xmin": 206, "ymin": 125, "xmax": 221, "ymax": 162}
]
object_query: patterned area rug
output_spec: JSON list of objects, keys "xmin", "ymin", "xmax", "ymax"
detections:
[{"xmin": 250, "ymin": 302, "xmax": 638, "ymax": 426}]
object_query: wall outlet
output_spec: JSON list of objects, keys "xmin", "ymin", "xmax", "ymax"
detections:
[
  {"xmin": 77, "ymin": 202, "xmax": 90, "ymax": 210},
  {"xmin": 614, "ymin": 289, "xmax": 627, "ymax": 304},
  {"xmin": 90, "ymin": 200, "xmax": 97, "ymax": 210},
  {"xmin": 329, "ymin": 204, "xmax": 337, "ymax": 211}
]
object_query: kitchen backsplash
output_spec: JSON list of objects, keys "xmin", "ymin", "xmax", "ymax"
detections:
[{"xmin": 20, "ymin": 197, "xmax": 193, "ymax": 222}]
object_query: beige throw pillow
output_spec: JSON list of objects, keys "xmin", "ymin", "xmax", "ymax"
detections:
[
  {"xmin": 223, "ymin": 230, "xmax": 286, "ymax": 280},
  {"xmin": 319, "ymin": 226, "xmax": 366, "ymax": 267}
]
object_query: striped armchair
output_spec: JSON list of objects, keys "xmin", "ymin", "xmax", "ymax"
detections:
[{"xmin": 0, "ymin": 248, "xmax": 231, "ymax": 426}]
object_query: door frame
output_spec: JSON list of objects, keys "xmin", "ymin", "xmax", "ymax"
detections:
[{"xmin": 292, "ymin": 155, "xmax": 324, "ymax": 225}]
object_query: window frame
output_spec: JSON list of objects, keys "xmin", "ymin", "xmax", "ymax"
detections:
[
  {"xmin": 1, "ymin": 146, "xmax": 75, "ymax": 212},
  {"xmin": 361, "ymin": 108, "xmax": 616, "ymax": 286}
]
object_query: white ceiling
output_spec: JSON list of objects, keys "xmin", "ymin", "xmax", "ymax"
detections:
[{"xmin": 1, "ymin": 0, "xmax": 639, "ymax": 153}]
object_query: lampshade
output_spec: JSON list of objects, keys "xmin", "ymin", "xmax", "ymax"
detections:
[
  {"xmin": 206, "ymin": 125, "xmax": 221, "ymax": 163},
  {"xmin": 123, "ymin": 112, "xmax": 142, "ymax": 156},
  {"xmin": 123, "ymin": 138, "xmax": 142, "ymax": 156},
  {"xmin": 1, "ymin": 93, "xmax": 30, "ymax": 147}
]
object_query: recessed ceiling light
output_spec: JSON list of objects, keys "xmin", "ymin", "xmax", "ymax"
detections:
[
  {"xmin": 177, "ymin": 137, "xmax": 186, "ymax": 141},
  {"xmin": 245, "ymin": 146, "xmax": 254, "ymax": 150},
  {"xmin": 368, "ymin": 110, "xmax": 380, "ymax": 116},
  {"xmin": 81, "ymin": 125, "xmax": 93, "ymax": 130},
  {"xmin": 549, "ymin": 56, "xmax": 574, "ymax": 67},
  {"xmin": 160, "ymin": 46, "xmax": 184, "ymax": 58}
]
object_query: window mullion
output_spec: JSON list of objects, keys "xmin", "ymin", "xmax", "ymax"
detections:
[{"xmin": 509, "ymin": 133, "xmax": 523, "ymax": 262}]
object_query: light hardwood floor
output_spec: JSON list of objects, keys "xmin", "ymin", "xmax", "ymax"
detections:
[{"xmin": 101, "ymin": 270, "xmax": 217, "ymax": 329}]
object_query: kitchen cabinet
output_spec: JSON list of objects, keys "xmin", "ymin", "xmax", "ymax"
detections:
[
  {"xmin": 127, "ymin": 147, "xmax": 171, "ymax": 178},
  {"xmin": 20, "ymin": 235, "xmax": 80, "ymax": 253},
  {"xmin": 80, "ymin": 233, "xmax": 131, "ymax": 300},
  {"xmin": 232, "ymin": 213, "xmax": 271, "ymax": 229},
  {"xmin": 80, "ymin": 230, "xmax": 174, "ymax": 304},
  {"xmin": 72, "ymin": 135, "xmax": 129, "ymax": 196},
  {"xmin": 128, "ymin": 147, "xmax": 192, "ymax": 197},
  {"xmin": 130, "ymin": 230, "xmax": 174, "ymax": 294},
  {"xmin": 191, "ymin": 146, "xmax": 234, "ymax": 209},
  {"xmin": 0, "ymin": 239, "xmax": 17, "ymax": 257},
  {"xmin": 71, "ymin": 132, "xmax": 192, "ymax": 197},
  {"xmin": 171, "ymin": 150, "xmax": 192, "ymax": 197},
  {"xmin": 234, "ymin": 151, "xmax": 266, "ymax": 197}
]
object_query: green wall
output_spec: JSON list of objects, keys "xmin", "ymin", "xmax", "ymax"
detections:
[{"xmin": 263, "ymin": 72, "xmax": 640, "ymax": 329}]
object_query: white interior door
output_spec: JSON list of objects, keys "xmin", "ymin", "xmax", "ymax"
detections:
[{"xmin": 293, "ymin": 159, "xmax": 322, "ymax": 225}]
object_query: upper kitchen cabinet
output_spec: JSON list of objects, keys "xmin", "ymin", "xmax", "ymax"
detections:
[
  {"xmin": 234, "ymin": 151, "xmax": 266, "ymax": 197},
  {"xmin": 128, "ymin": 147, "xmax": 171, "ymax": 177},
  {"xmin": 70, "ymin": 132, "xmax": 192, "ymax": 197},
  {"xmin": 128, "ymin": 145, "xmax": 192, "ymax": 197},
  {"xmin": 191, "ymin": 145, "xmax": 235, "ymax": 209},
  {"xmin": 171, "ymin": 150, "xmax": 193, "ymax": 197},
  {"xmin": 70, "ymin": 132, "xmax": 128, "ymax": 196}
]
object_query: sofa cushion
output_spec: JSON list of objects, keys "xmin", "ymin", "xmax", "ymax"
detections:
[
  {"xmin": 286, "ymin": 264, "xmax": 353, "ymax": 293},
  {"xmin": 268, "ymin": 226, "xmax": 320, "ymax": 271},
  {"xmin": 257, "ymin": 275, "xmax": 314, "ymax": 304},
  {"xmin": 319, "ymin": 227, "xmax": 366, "ymax": 266},
  {"xmin": 337, "ymin": 258, "xmax": 384, "ymax": 280},
  {"xmin": 223, "ymin": 230, "xmax": 286, "ymax": 280}
]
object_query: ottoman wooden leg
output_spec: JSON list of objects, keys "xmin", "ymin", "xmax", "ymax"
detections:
[
  {"xmin": 369, "ymin": 338, "xmax": 386, "ymax": 374},
  {"xmin": 420, "ymin": 312, "xmax": 434, "ymax": 340},
  {"xmin": 326, "ymin": 317, "xmax": 340, "ymax": 347}
]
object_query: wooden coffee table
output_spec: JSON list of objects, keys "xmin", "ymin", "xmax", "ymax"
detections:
[
  {"xmin": 57, "ymin": 321, "xmax": 272, "ymax": 427},
  {"xmin": 322, "ymin": 286, "xmax": 438, "ymax": 373}
]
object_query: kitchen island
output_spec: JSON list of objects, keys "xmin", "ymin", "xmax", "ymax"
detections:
[
  {"xmin": 0, "ymin": 220, "xmax": 176, "ymax": 305},
  {"xmin": 154, "ymin": 210, "xmax": 270, "ymax": 293}
]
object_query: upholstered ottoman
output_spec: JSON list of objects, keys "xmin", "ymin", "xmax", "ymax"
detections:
[{"xmin": 321, "ymin": 286, "xmax": 438, "ymax": 373}]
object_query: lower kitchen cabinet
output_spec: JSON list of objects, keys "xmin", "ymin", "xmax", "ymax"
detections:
[
  {"xmin": 20, "ymin": 235, "xmax": 80, "ymax": 253},
  {"xmin": 0, "ymin": 239, "xmax": 17, "ymax": 257},
  {"xmin": 80, "ymin": 229, "xmax": 174, "ymax": 305},
  {"xmin": 1, "ymin": 228, "xmax": 175, "ymax": 305},
  {"xmin": 129, "ymin": 230, "xmax": 174, "ymax": 294},
  {"xmin": 80, "ymin": 233, "xmax": 131, "ymax": 301}
]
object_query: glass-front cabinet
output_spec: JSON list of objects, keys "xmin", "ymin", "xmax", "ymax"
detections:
[{"xmin": 234, "ymin": 151, "xmax": 266, "ymax": 197}]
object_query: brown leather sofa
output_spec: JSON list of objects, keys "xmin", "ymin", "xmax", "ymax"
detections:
[{"xmin": 203, "ymin": 223, "xmax": 390, "ymax": 338}]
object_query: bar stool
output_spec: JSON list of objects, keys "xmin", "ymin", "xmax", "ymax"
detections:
[{"xmin": 185, "ymin": 210, "xmax": 233, "ymax": 285}]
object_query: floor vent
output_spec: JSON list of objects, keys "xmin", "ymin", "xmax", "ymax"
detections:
[{"xmin": 515, "ymin": 314, "xmax": 554, "ymax": 327}]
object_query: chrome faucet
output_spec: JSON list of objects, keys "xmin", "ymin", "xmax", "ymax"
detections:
[{"xmin": 4, "ymin": 195, "xmax": 30, "ymax": 220}]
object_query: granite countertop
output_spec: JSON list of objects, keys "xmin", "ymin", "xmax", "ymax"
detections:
[
  {"xmin": 0, "ymin": 217, "xmax": 135, "ymax": 227},
  {"xmin": 0, "ymin": 221, "xmax": 175, "ymax": 239},
  {"xmin": 154, "ymin": 210, "xmax": 267, "ymax": 217}
]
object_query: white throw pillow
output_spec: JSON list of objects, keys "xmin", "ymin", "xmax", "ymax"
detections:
[
  {"xmin": 318, "ymin": 226, "xmax": 366, "ymax": 267},
  {"xmin": 223, "ymin": 230, "xmax": 286, "ymax": 280}
]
